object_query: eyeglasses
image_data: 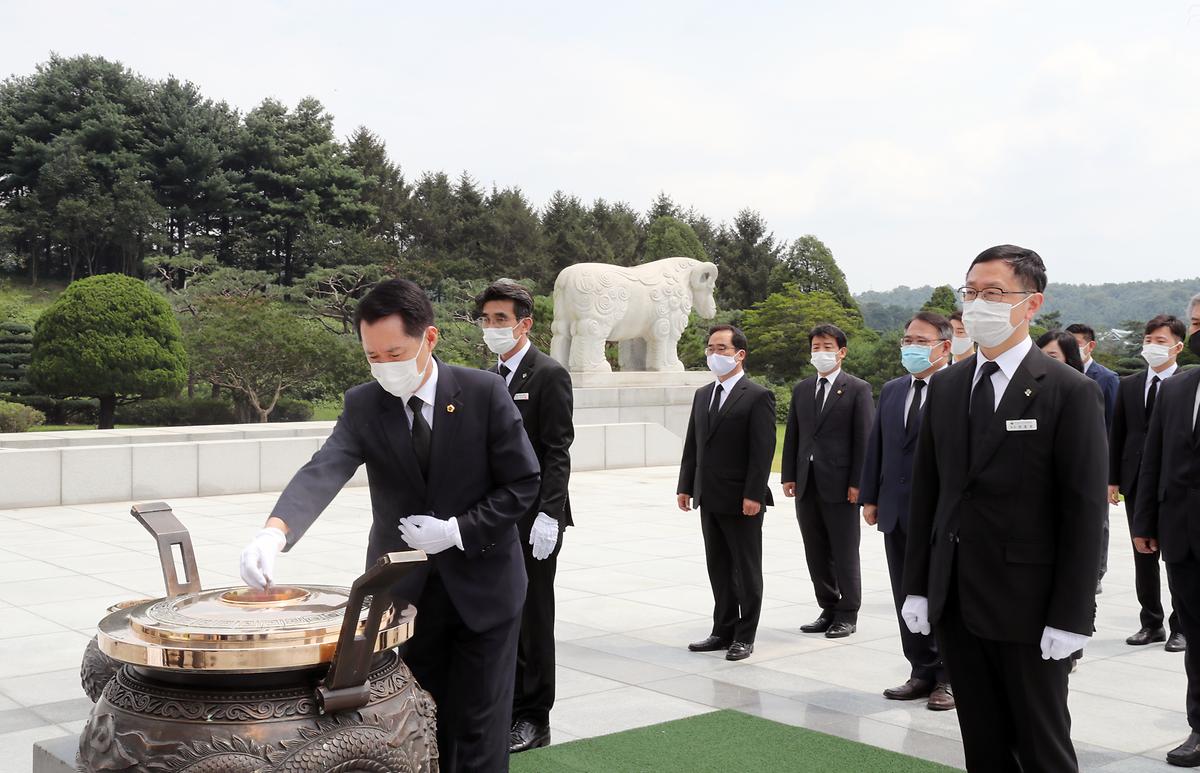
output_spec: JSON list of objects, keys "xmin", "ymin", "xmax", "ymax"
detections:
[
  {"xmin": 956, "ymin": 286, "xmax": 1035, "ymax": 303},
  {"xmin": 475, "ymin": 316, "xmax": 528, "ymax": 329},
  {"xmin": 901, "ymin": 337, "xmax": 948, "ymax": 347}
]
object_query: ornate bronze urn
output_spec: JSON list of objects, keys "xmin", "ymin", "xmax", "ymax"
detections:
[{"xmin": 77, "ymin": 502, "xmax": 439, "ymax": 772}]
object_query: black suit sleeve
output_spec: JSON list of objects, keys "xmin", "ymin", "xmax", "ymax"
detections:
[
  {"xmin": 1108, "ymin": 380, "xmax": 1127, "ymax": 487},
  {"xmin": 1100, "ymin": 372, "xmax": 1118, "ymax": 431},
  {"xmin": 272, "ymin": 394, "xmax": 366, "ymax": 550},
  {"xmin": 849, "ymin": 380, "xmax": 874, "ymax": 491},
  {"xmin": 902, "ymin": 377, "xmax": 940, "ymax": 597},
  {"xmin": 1131, "ymin": 394, "xmax": 1165, "ymax": 540},
  {"xmin": 456, "ymin": 375, "xmax": 542, "ymax": 558},
  {"xmin": 780, "ymin": 386, "xmax": 799, "ymax": 485},
  {"xmin": 743, "ymin": 388, "xmax": 776, "ymax": 504},
  {"xmin": 858, "ymin": 387, "xmax": 885, "ymax": 505},
  {"xmin": 677, "ymin": 392, "xmax": 699, "ymax": 497},
  {"xmin": 1047, "ymin": 376, "xmax": 1108, "ymax": 635},
  {"xmin": 535, "ymin": 365, "xmax": 574, "ymax": 524}
]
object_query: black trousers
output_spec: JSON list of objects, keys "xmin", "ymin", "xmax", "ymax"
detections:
[
  {"xmin": 936, "ymin": 573, "xmax": 1077, "ymax": 773},
  {"xmin": 512, "ymin": 519, "xmax": 562, "ymax": 726},
  {"xmin": 402, "ymin": 570, "xmax": 521, "ymax": 773},
  {"xmin": 1098, "ymin": 508, "xmax": 1109, "ymax": 582},
  {"xmin": 883, "ymin": 524, "xmax": 946, "ymax": 683},
  {"xmin": 1126, "ymin": 489, "xmax": 1180, "ymax": 632},
  {"xmin": 1166, "ymin": 557, "xmax": 1200, "ymax": 732},
  {"xmin": 699, "ymin": 507, "xmax": 764, "ymax": 643},
  {"xmin": 796, "ymin": 471, "xmax": 861, "ymax": 623}
]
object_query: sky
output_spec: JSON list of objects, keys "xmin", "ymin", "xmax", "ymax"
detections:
[{"xmin": 4, "ymin": 1, "xmax": 1200, "ymax": 294}]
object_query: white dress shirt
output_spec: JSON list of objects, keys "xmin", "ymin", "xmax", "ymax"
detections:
[
  {"xmin": 497, "ymin": 339, "xmax": 531, "ymax": 387},
  {"xmin": 972, "ymin": 336, "xmax": 1033, "ymax": 410},
  {"xmin": 815, "ymin": 368, "xmax": 841, "ymax": 410},
  {"xmin": 404, "ymin": 359, "xmax": 439, "ymax": 430},
  {"xmin": 1146, "ymin": 362, "xmax": 1178, "ymax": 404},
  {"xmin": 903, "ymin": 365, "xmax": 947, "ymax": 427},
  {"xmin": 1192, "ymin": 378, "xmax": 1200, "ymax": 430},
  {"xmin": 710, "ymin": 369, "xmax": 744, "ymax": 410}
]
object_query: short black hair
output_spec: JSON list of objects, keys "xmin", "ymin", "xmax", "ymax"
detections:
[
  {"xmin": 1065, "ymin": 323, "xmax": 1095, "ymax": 343},
  {"xmin": 474, "ymin": 279, "xmax": 534, "ymax": 320},
  {"xmin": 907, "ymin": 311, "xmax": 952, "ymax": 342},
  {"xmin": 354, "ymin": 278, "xmax": 434, "ymax": 338},
  {"xmin": 948, "ymin": 310, "xmax": 963, "ymax": 323},
  {"xmin": 1144, "ymin": 314, "xmax": 1186, "ymax": 341},
  {"xmin": 809, "ymin": 323, "xmax": 847, "ymax": 350},
  {"xmin": 708, "ymin": 324, "xmax": 748, "ymax": 353},
  {"xmin": 1037, "ymin": 329, "xmax": 1084, "ymax": 372},
  {"xmin": 968, "ymin": 244, "xmax": 1048, "ymax": 294}
]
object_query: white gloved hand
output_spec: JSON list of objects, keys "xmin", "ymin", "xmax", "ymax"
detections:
[
  {"xmin": 902, "ymin": 595, "xmax": 931, "ymax": 635},
  {"xmin": 398, "ymin": 515, "xmax": 463, "ymax": 555},
  {"xmin": 240, "ymin": 527, "xmax": 287, "ymax": 589},
  {"xmin": 530, "ymin": 513, "xmax": 560, "ymax": 561},
  {"xmin": 1040, "ymin": 626, "xmax": 1090, "ymax": 660}
]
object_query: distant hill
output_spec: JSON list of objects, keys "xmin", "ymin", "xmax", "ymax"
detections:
[{"xmin": 855, "ymin": 279, "xmax": 1200, "ymax": 331}]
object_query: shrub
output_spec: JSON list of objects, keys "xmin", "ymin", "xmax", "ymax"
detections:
[
  {"xmin": 268, "ymin": 398, "xmax": 315, "ymax": 422},
  {"xmin": 747, "ymin": 375, "xmax": 792, "ymax": 423},
  {"xmin": 0, "ymin": 400, "xmax": 46, "ymax": 432},
  {"xmin": 114, "ymin": 398, "xmax": 236, "ymax": 427}
]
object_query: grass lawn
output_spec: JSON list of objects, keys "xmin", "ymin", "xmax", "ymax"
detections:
[
  {"xmin": 773, "ymin": 422, "xmax": 785, "ymax": 473},
  {"xmin": 312, "ymin": 400, "xmax": 342, "ymax": 421},
  {"xmin": 511, "ymin": 709, "xmax": 961, "ymax": 773}
]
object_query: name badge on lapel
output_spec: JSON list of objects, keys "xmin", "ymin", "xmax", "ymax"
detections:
[
  {"xmin": 1006, "ymin": 419, "xmax": 1037, "ymax": 432},
  {"xmin": 514, "ymin": 393, "xmax": 530, "ymax": 401}
]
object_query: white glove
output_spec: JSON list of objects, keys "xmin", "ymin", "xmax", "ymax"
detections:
[
  {"xmin": 1040, "ymin": 626, "xmax": 1090, "ymax": 660},
  {"xmin": 398, "ymin": 515, "xmax": 463, "ymax": 555},
  {"xmin": 530, "ymin": 513, "xmax": 560, "ymax": 561},
  {"xmin": 240, "ymin": 527, "xmax": 287, "ymax": 589},
  {"xmin": 902, "ymin": 595, "xmax": 931, "ymax": 635}
]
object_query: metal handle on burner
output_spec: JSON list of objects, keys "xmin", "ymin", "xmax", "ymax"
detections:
[
  {"xmin": 317, "ymin": 550, "xmax": 427, "ymax": 713},
  {"xmin": 131, "ymin": 502, "xmax": 202, "ymax": 599}
]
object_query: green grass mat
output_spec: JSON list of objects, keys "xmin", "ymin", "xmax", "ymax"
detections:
[{"xmin": 510, "ymin": 709, "xmax": 961, "ymax": 773}]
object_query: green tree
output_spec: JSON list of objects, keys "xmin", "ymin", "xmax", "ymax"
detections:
[
  {"xmin": 1034, "ymin": 309, "xmax": 1062, "ymax": 330},
  {"xmin": 643, "ymin": 216, "xmax": 708, "ymax": 262},
  {"xmin": 769, "ymin": 235, "xmax": 856, "ymax": 310},
  {"xmin": 584, "ymin": 199, "xmax": 642, "ymax": 266},
  {"xmin": 842, "ymin": 329, "xmax": 904, "ymax": 397},
  {"xmin": 344, "ymin": 126, "xmax": 408, "ymax": 249},
  {"xmin": 541, "ymin": 191, "xmax": 589, "ymax": 275},
  {"xmin": 713, "ymin": 209, "xmax": 780, "ymax": 310},
  {"xmin": 921, "ymin": 284, "xmax": 959, "ymax": 317},
  {"xmin": 0, "ymin": 320, "xmax": 33, "ymax": 397},
  {"xmin": 29, "ymin": 274, "xmax": 187, "ymax": 428},
  {"xmin": 741, "ymin": 287, "xmax": 864, "ymax": 383},
  {"xmin": 479, "ymin": 187, "xmax": 547, "ymax": 290}
]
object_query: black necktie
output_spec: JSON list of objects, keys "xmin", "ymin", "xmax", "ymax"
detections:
[
  {"xmin": 816, "ymin": 378, "xmax": 829, "ymax": 414},
  {"xmin": 407, "ymin": 395, "xmax": 431, "ymax": 479},
  {"xmin": 906, "ymin": 380, "xmax": 926, "ymax": 436},
  {"xmin": 1146, "ymin": 375, "xmax": 1160, "ymax": 422},
  {"xmin": 708, "ymin": 383, "xmax": 724, "ymax": 427},
  {"xmin": 499, "ymin": 363, "xmax": 511, "ymax": 380},
  {"xmin": 970, "ymin": 361, "xmax": 1000, "ymax": 452}
]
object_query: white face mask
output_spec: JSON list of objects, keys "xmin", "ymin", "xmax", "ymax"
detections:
[
  {"xmin": 810, "ymin": 351, "xmax": 840, "ymax": 374},
  {"xmin": 370, "ymin": 332, "xmax": 430, "ymax": 399},
  {"xmin": 1141, "ymin": 343, "xmax": 1177, "ymax": 369},
  {"xmin": 707, "ymin": 352, "xmax": 739, "ymax": 377},
  {"xmin": 482, "ymin": 323, "xmax": 523, "ymax": 356},
  {"xmin": 1078, "ymin": 347, "xmax": 1090, "ymax": 363},
  {"xmin": 950, "ymin": 335, "xmax": 975, "ymax": 357},
  {"xmin": 961, "ymin": 296, "xmax": 1031, "ymax": 349}
]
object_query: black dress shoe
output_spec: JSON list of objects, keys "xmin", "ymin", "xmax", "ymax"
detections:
[
  {"xmin": 800, "ymin": 616, "xmax": 833, "ymax": 633},
  {"xmin": 1127, "ymin": 626, "xmax": 1167, "ymax": 646},
  {"xmin": 825, "ymin": 621, "xmax": 856, "ymax": 639},
  {"xmin": 509, "ymin": 719, "xmax": 550, "ymax": 754},
  {"xmin": 688, "ymin": 635, "xmax": 731, "ymax": 652},
  {"xmin": 1167, "ymin": 632, "xmax": 1188, "ymax": 653},
  {"xmin": 726, "ymin": 641, "xmax": 754, "ymax": 661},
  {"xmin": 883, "ymin": 677, "xmax": 933, "ymax": 701},
  {"xmin": 926, "ymin": 683, "xmax": 956, "ymax": 711},
  {"xmin": 1166, "ymin": 731, "xmax": 1200, "ymax": 767}
]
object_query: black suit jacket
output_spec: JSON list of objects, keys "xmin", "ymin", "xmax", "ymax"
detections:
[
  {"xmin": 1132, "ymin": 367, "xmax": 1200, "ymax": 563},
  {"xmin": 781, "ymin": 371, "xmax": 873, "ymax": 502},
  {"xmin": 677, "ymin": 375, "xmax": 776, "ymax": 513},
  {"xmin": 859, "ymin": 374, "xmax": 934, "ymax": 534},
  {"xmin": 1085, "ymin": 360, "xmax": 1120, "ymax": 430},
  {"xmin": 489, "ymin": 345, "xmax": 574, "ymax": 528},
  {"xmin": 271, "ymin": 359, "xmax": 542, "ymax": 632},
  {"xmin": 901, "ymin": 346, "xmax": 1108, "ymax": 643},
  {"xmin": 1109, "ymin": 369, "xmax": 1152, "ymax": 495}
]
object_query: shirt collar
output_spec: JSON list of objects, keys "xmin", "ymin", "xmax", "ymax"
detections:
[
  {"xmin": 818, "ymin": 368, "xmax": 841, "ymax": 387},
  {"xmin": 1152, "ymin": 362, "xmax": 1179, "ymax": 381},
  {"xmin": 499, "ymin": 339, "xmax": 531, "ymax": 376},
  {"xmin": 413, "ymin": 358, "xmax": 439, "ymax": 408},
  {"xmin": 1082, "ymin": 358, "xmax": 1095, "ymax": 373},
  {"xmin": 911, "ymin": 363, "xmax": 948, "ymax": 387},
  {"xmin": 975, "ymin": 336, "xmax": 1033, "ymax": 382},
  {"xmin": 716, "ymin": 369, "xmax": 744, "ymax": 392}
]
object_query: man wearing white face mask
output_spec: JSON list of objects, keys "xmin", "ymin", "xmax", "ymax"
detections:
[
  {"xmin": 238, "ymin": 278, "xmax": 541, "ymax": 772},
  {"xmin": 678, "ymin": 325, "xmax": 776, "ymax": 662},
  {"xmin": 901, "ymin": 245, "xmax": 1107, "ymax": 772},
  {"xmin": 473, "ymin": 280, "xmax": 575, "ymax": 754},
  {"xmin": 948, "ymin": 311, "xmax": 975, "ymax": 363}
]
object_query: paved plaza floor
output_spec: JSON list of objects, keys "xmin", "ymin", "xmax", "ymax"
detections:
[{"xmin": 0, "ymin": 466, "xmax": 1190, "ymax": 771}]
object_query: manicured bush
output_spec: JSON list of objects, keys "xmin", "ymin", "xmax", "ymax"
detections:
[
  {"xmin": 0, "ymin": 400, "xmax": 46, "ymax": 432},
  {"xmin": 114, "ymin": 397, "xmax": 236, "ymax": 427},
  {"xmin": 267, "ymin": 398, "xmax": 314, "ymax": 423}
]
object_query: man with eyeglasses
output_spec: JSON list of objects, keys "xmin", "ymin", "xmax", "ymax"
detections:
[
  {"xmin": 859, "ymin": 312, "xmax": 955, "ymax": 711},
  {"xmin": 900, "ymin": 246, "xmax": 1107, "ymax": 772},
  {"xmin": 473, "ymin": 280, "xmax": 575, "ymax": 755},
  {"xmin": 678, "ymin": 325, "xmax": 776, "ymax": 662}
]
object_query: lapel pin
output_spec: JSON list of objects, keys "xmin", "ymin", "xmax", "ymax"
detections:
[
  {"xmin": 837, "ymin": 389, "xmax": 843, "ymax": 395},
  {"xmin": 446, "ymin": 405, "xmax": 456, "ymax": 414},
  {"xmin": 1024, "ymin": 389, "xmax": 1032, "ymax": 397}
]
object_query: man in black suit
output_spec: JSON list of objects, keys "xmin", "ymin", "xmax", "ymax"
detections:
[
  {"xmin": 677, "ymin": 324, "xmax": 776, "ymax": 662},
  {"xmin": 1110, "ymin": 314, "xmax": 1188, "ymax": 652},
  {"xmin": 1068, "ymin": 322, "xmax": 1120, "ymax": 595},
  {"xmin": 240, "ymin": 278, "xmax": 541, "ymax": 773},
  {"xmin": 473, "ymin": 280, "xmax": 574, "ymax": 755},
  {"xmin": 859, "ymin": 312, "xmax": 954, "ymax": 711},
  {"xmin": 782, "ymin": 324, "xmax": 874, "ymax": 639},
  {"xmin": 1131, "ymin": 309, "xmax": 1200, "ymax": 767},
  {"xmin": 901, "ymin": 246, "xmax": 1107, "ymax": 773}
]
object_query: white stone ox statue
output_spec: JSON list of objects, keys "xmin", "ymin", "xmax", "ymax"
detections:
[{"xmin": 551, "ymin": 257, "xmax": 719, "ymax": 373}]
